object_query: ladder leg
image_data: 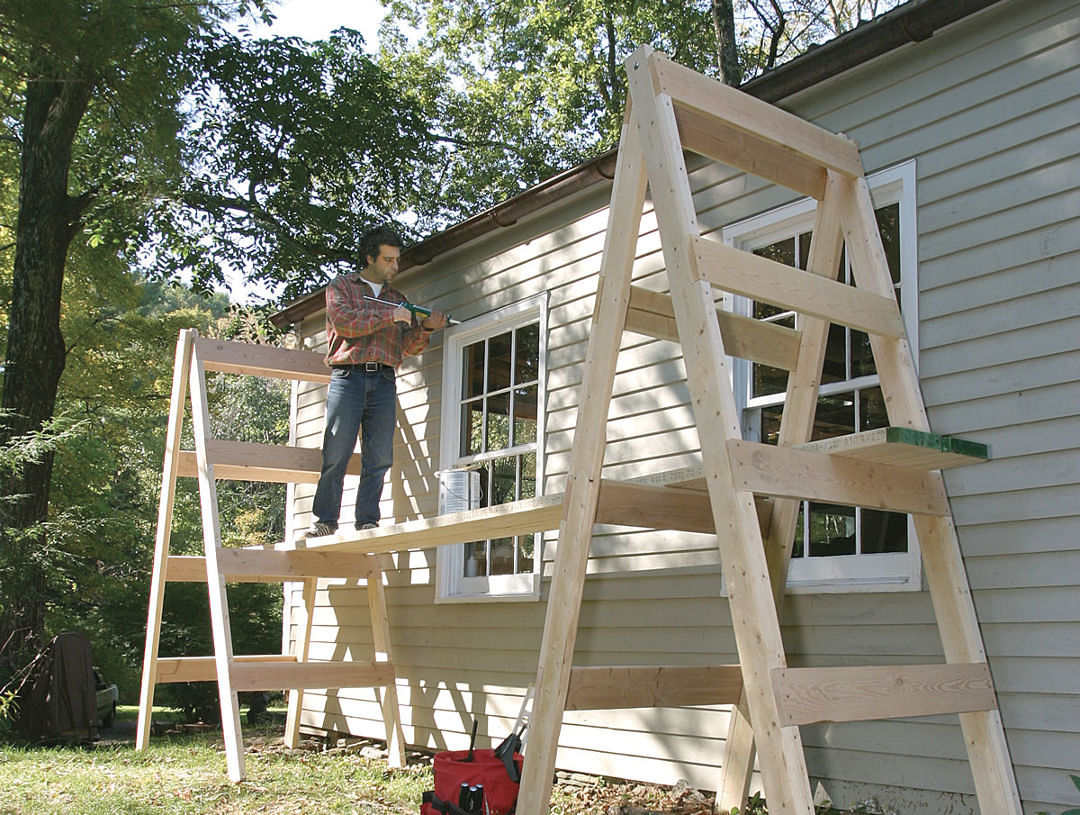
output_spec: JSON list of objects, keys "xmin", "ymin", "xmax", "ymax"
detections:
[
  {"xmin": 839, "ymin": 175, "xmax": 1021, "ymax": 814},
  {"xmin": 718, "ymin": 176, "xmax": 847, "ymax": 810},
  {"xmin": 367, "ymin": 565, "xmax": 406, "ymax": 768},
  {"xmin": 188, "ymin": 345, "xmax": 246, "ymax": 782},
  {"xmin": 516, "ymin": 114, "xmax": 647, "ymax": 815},
  {"xmin": 137, "ymin": 329, "xmax": 195, "ymax": 751},
  {"xmin": 284, "ymin": 577, "xmax": 318, "ymax": 748}
]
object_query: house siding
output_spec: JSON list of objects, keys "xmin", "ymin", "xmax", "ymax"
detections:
[{"xmin": 284, "ymin": 0, "xmax": 1080, "ymax": 811}]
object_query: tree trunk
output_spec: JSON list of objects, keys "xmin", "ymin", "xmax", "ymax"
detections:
[
  {"xmin": 0, "ymin": 62, "xmax": 94, "ymax": 657},
  {"xmin": 711, "ymin": 0, "xmax": 742, "ymax": 86}
]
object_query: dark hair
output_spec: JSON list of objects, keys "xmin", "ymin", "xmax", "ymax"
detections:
[{"xmin": 359, "ymin": 226, "xmax": 404, "ymax": 268}]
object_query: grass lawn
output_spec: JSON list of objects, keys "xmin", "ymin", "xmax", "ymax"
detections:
[
  {"xmin": 0, "ymin": 706, "xmax": 718, "ymax": 815},
  {"xmin": 0, "ymin": 706, "xmax": 432, "ymax": 814}
]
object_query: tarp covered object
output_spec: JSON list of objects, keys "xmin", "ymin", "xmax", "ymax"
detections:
[{"xmin": 16, "ymin": 631, "xmax": 97, "ymax": 743}]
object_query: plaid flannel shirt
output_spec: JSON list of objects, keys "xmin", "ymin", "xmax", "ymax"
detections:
[{"xmin": 323, "ymin": 273, "xmax": 433, "ymax": 368}]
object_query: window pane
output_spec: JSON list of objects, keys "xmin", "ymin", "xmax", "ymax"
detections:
[
  {"xmin": 513, "ymin": 385, "xmax": 538, "ymax": 446},
  {"xmin": 808, "ymin": 502, "xmax": 856, "ymax": 557},
  {"xmin": 464, "ymin": 540, "xmax": 486, "ymax": 577},
  {"xmin": 461, "ymin": 401, "xmax": 483, "ymax": 456},
  {"xmin": 822, "ymin": 323, "xmax": 847, "ymax": 383},
  {"xmin": 489, "ymin": 456, "xmax": 518, "ymax": 505},
  {"xmin": 520, "ymin": 452, "xmax": 537, "ymax": 500},
  {"xmin": 812, "ymin": 392, "xmax": 855, "ymax": 440},
  {"xmin": 754, "ymin": 301, "xmax": 790, "ymax": 321},
  {"xmin": 463, "ymin": 341, "xmax": 485, "ymax": 399},
  {"xmin": 755, "ymin": 236, "xmax": 795, "ymax": 267},
  {"xmin": 861, "ymin": 509, "xmax": 908, "ymax": 553},
  {"xmin": 877, "ymin": 203, "xmax": 901, "ymax": 288},
  {"xmin": 798, "ymin": 231, "xmax": 811, "ymax": 270},
  {"xmin": 753, "ymin": 365, "xmax": 787, "ymax": 399},
  {"xmin": 851, "ymin": 329, "xmax": 875, "ymax": 378},
  {"xmin": 488, "ymin": 331, "xmax": 513, "ymax": 393},
  {"xmin": 761, "ymin": 404, "xmax": 783, "ymax": 446},
  {"xmin": 486, "ymin": 392, "xmax": 511, "ymax": 452},
  {"xmin": 490, "ymin": 538, "xmax": 516, "ymax": 575},
  {"xmin": 515, "ymin": 323, "xmax": 540, "ymax": 384},
  {"xmin": 792, "ymin": 503, "xmax": 805, "ymax": 558},
  {"xmin": 518, "ymin": 534, "xmax": 535, "ymax": 573},
  {"xmin": 859, "ymin": 386, "xmax": 889, "ymax": 431}
]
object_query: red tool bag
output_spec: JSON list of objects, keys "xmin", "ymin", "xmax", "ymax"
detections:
[{"xmin": 420, "ymin": 746, "xmax": 524, "ymax": 815}]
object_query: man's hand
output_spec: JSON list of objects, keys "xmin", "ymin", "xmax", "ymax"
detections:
[
  {"xmin": 421, "ymin": 309, "xmax": 450, "ymax": 331},
  {"xmin": 392, "ymin": 304, "xmax": 412, "ymax": 324}
]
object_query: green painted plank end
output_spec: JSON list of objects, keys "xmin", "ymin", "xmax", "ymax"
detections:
[{"xmin": 884, "ymin": 427, "xmax": 989, "ymax": 460}]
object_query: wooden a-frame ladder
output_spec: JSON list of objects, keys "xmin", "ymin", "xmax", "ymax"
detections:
[
  {"xmin": 516, "ymin": 46, "xmax": 1022, "ymax": 815},
  {"xmin": 135, "ymin": 328, "xmax": 406, "ymax": 781}
]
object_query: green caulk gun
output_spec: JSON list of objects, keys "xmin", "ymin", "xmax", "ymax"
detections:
[{"xmin": 363, "ymin": 296, "xmax": 460, "ymax": 325}]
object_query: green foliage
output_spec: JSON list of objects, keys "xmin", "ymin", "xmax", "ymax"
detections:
[
  {"xmin": 153, "ymin": 28, "xmax": 435, "ymax": 301},
  {"xmin": 378, "ymin": 0, "xmax": 716, "ymax": 230},
  {"xmin": 365, "ymin": 0, "xmax": 902, "ymax": 235}
]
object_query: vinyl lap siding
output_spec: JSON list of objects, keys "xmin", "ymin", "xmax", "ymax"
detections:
[
  {"xmin": 771, "ymin": 1, "xmax": 1080, "ymax": 810},
  {"xmin": 284, "ymin": 0, "xmax": 1080, "ymax": 809}
]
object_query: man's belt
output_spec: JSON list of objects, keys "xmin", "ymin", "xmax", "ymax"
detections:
[{"xmin": 332, "ymin": 361, "xmax": 393, "ymax": 372}]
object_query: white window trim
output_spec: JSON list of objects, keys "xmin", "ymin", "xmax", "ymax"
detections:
[
  {"xmin": 436, "ymin": 293, "xmax": 548, "ymax": 603},
  {"xmin": 721, "ymin": 160, "xmax": 921, "ymax": 594}
]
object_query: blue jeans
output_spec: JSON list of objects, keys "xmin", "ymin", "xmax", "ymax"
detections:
[{"xmin": 312, "ymin": 365, "xmax": 397, "ymax": 527}]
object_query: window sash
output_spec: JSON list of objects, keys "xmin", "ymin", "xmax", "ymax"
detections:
[
  {"xmin": 436, "ymin": 294, "xmax": 547, "ymax": 602},
  {"xmin": 722, "ymin": 161, "xmax": 920, "ymax": 593}
]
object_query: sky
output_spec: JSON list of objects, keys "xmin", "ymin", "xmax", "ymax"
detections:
[{"xmin": 242, "ymin": 0, "xmax": 389, "ymax": 51}]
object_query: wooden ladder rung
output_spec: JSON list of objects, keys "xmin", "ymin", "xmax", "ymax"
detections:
[
  {"xmin": 595, "ymin": 480, "xmax": 716, "ymax": 533},
  {"xmin": 772, "ymin": 663, "xmax": 997, "ymax": 726},
  {"xmin": 727, "ymin": 440, "xmax": 949, "ymax": 516},
  {"xmin": 796, "ymin": 427, "xmax": 989, "ymax": 470},
  {"xmin": 166, "ymin": 550, "xmax": 377, "ymax": 583},
  {"xmin": 689, "ymin": 235, "xmax": 907, "ymax": 339},
  {"xmin": 154, "ymin": 655, "xmax": 395, "ymax": 691},
  {"xmin": 626, "ymin": 285, "xmax": 802, "ymax": 371},
  {"xmin": 566, "ymin": 665, "xmax": 744, "ymax": 710},
  {"xmin": 231, "ymin": 660, "xmax": 396, "ymax": 692},
  {"xmin": 195, "ymin": 337, "xmax": 331, "ymax": 383},
  {"xmin": 155, "ymin": 654, "xmax": 297, "ymax": 683},
  {"xmin": 177, "ymin": 439, "xmax": 362, "ymax": 484}
]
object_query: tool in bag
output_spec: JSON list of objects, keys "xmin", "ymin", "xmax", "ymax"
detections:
[{"xmin": 421, "ymin": 688, "xmax": 532, "ymax": 815}]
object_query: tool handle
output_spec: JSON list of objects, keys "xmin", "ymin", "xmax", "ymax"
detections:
[{"xmin": 401, "ymin": 301, "xmax": 433, "ymax": 319}]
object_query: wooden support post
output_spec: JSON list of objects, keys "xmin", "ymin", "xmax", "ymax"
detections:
[
  {"xmin": 284, "ymin": 577, "xmax": 318, "ymax": 749},
  {"xmin": 717, "ymin": 180, "xmax": 846, "ymax": 810},
  {"xmin": 367, "ymin": 565, "xmax": 407, "ymax": 768},
  {"xmin": 837, "ymin": 175, "xmax": 1022, "ymax": 814},
  {"xmin": 516, "ymin": 112, "xmax": 648, "ymax": 815},
  {"xmin": 136, "ymin": 329, "xmax": 195, "ymax": 751},
  {"xmin": 627, "ymin": 45, "xmax": 814, "ymax": 813},
  {"xmin": 188, "ymin": 343, "xmax": 247, "ymax": 782}
]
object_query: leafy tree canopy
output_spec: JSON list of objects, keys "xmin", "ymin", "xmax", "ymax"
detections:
[
  {"xmin": 156, "ymin": 28, "xmax": 437, "ymax": 301},
  {"xmin": 370, "ymin": 0, "xmax": 903, "ymax": 232}
]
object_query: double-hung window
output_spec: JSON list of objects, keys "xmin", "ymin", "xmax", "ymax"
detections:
[
  {"xmin": 436, "ymin": 294, "xmax": 547, "ymax": 601},
  {"xmin": 723, "ymin": 162, "xmax": 920, "ymax": 592}
]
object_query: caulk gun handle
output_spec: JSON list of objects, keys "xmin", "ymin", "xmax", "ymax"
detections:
[
  {"xmin": 402, "ymin": 301, "xmax": 432, "ymax": 319},
  {"xmin": 407, "ymin": 301, "xmax": 460, "ymax": 326}
]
